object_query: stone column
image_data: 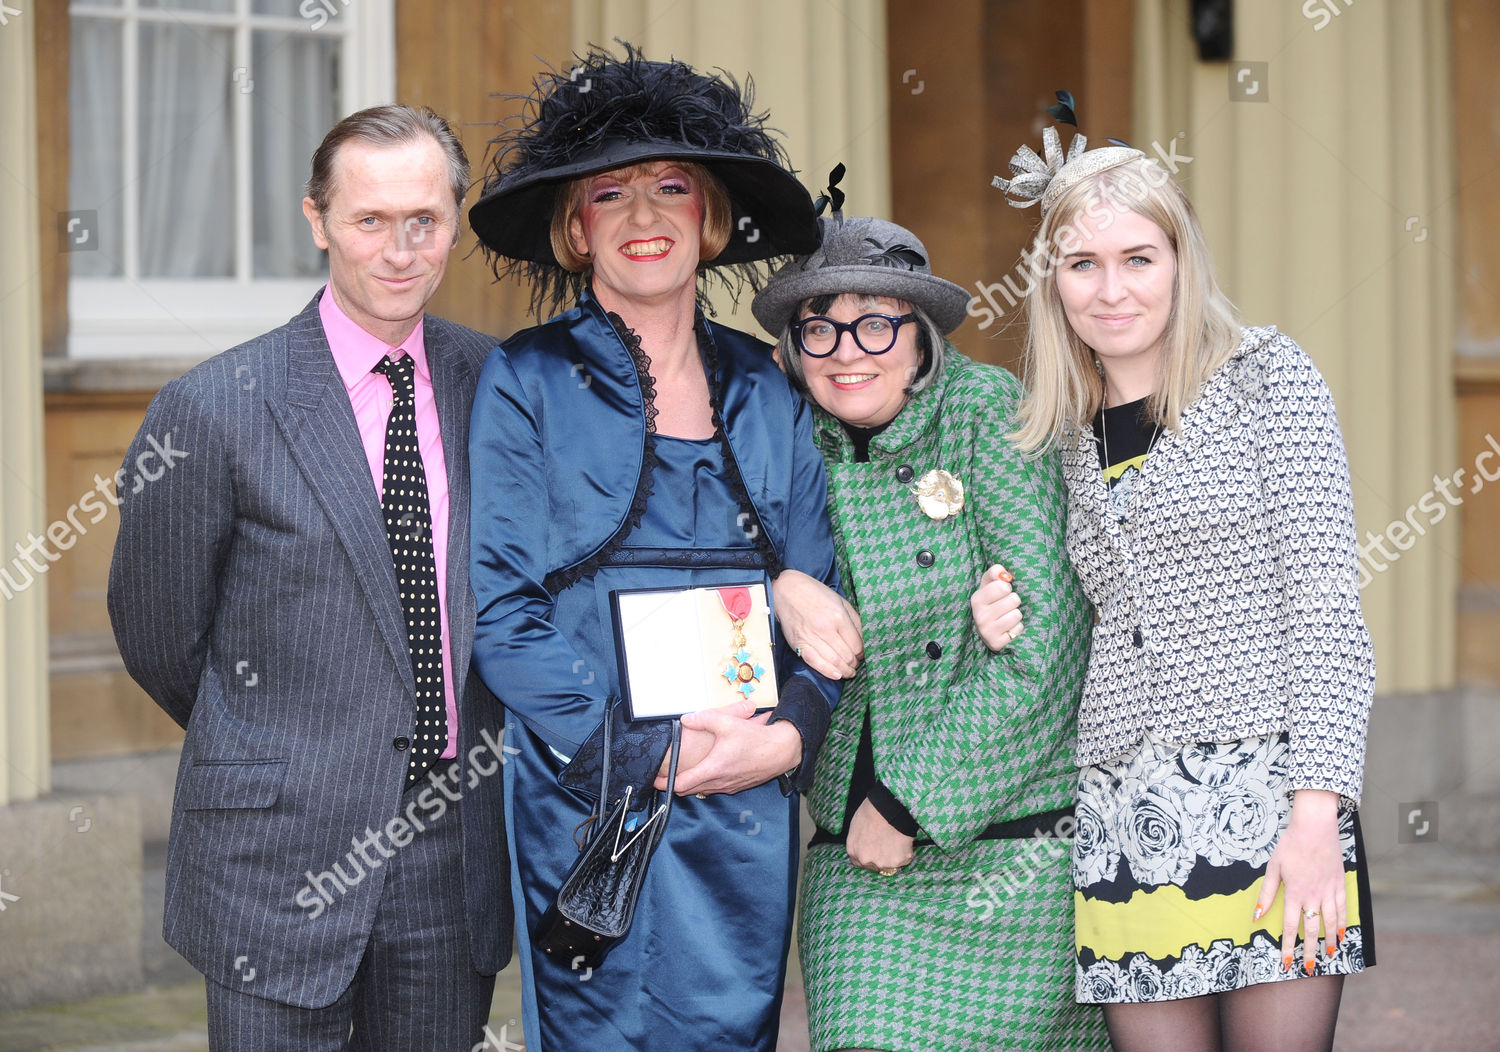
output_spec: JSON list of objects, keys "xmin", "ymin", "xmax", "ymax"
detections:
[
  {"xmin": 1, "ymin": 0, "xmax": 51, "ymax": 812},
  {"xmin": 0, "ymin": 11, "xmax": 143, "ymax": 1009}
]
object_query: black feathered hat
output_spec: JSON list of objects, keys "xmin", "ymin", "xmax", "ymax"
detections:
[{"xmin": 469, "ymin": 42, "xmax": 820, "ymax": 316}]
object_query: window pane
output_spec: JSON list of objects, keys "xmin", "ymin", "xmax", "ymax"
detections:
[
  {"xmin": 69, "ymin": 17, "xmax": 123, "ymax": 278},
  {"xmin": 252, "ymin": 30, "xmax": 338, "ymax": 278},
  {"xmin": 139, "ymin": 0, "xmax": 235, "ymax": 12},
  {"xmin": 254, "ymin": 0, "xmax": 352, "ymax": 29},
  {"xmin": 253, "ymin": 0, "xmax": 309, "ymax": 16},
  {"xmin": 138, "ymin": 24, "xmax": 235, "ymax": 278}
]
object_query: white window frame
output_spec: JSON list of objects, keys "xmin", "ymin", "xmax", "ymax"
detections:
[{"xmin": 67, "ymin": 0, "xmax": 395, "ymax": 359}]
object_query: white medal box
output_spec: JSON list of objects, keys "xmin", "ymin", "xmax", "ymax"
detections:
[{"xmin": 608, "ymin": 582, "xmax": 779, "ymax": 720}]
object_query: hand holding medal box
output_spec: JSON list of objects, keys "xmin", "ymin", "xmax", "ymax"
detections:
[{"xmin": 609, "ymin": 582, "xmax": 780, "ymax": 720}]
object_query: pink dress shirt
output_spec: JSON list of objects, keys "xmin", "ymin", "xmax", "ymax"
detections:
[{"xmin": 321, "ymin": 291, "xmax": 457, "ymax": 760}]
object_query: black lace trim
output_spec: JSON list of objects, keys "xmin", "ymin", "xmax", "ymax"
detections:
[
  {"xmin": 612, "ymin": 312, "xmax": 660, "ymax": 436},
  {"xmin": 542, "ymin": 313, "xmax": 662, "ymax": 594},
  {"xmin": 544, "ymin": 311, "xmax": 781, "ymax": 592},
  {"xmin": 696, "ymin": 316, "xmax": 783, "ymax": 578}
]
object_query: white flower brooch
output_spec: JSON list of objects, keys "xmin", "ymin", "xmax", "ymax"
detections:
[{"xmin": 914, "ymin": 468, "xmax": 964, "ymax": 520}]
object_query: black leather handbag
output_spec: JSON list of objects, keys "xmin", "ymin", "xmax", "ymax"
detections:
[{"xmin": 535, "ymin": 715, "xmax": 683, "ymax": 971}]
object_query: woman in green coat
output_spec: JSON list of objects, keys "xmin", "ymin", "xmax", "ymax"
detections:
[{"xmin": 754, "ymin": 207, "xmax": 1107, "ymax": 1051}]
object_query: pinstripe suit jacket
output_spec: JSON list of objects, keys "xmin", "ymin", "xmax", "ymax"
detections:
[{"xmin": 108, "ymin": 292, "xmax": 512, "ymax": 1009}]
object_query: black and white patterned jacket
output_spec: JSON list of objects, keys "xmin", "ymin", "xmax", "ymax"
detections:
[{"xmin": 1061, "ymin": 327, "xmax": 1374, "ymax": 803}]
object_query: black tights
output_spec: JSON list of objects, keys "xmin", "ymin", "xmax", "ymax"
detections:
[{"xmin": 1103, "ymin": 975, "xmax": 1344, "ymax": 1052}]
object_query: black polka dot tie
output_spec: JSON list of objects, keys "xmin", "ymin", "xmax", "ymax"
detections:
[{"xmin": 374, "ymin": 354, "xmax": 447, "ymax": 786}]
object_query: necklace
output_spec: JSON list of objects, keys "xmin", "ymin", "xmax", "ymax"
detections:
[
  {"xmin": 1100, "ymin": 392, "xmax": 1164, "ymax": 529},
  {"xmin": 1100, "ymin": 388, "xmax": 1163, "ymax": 478},
  {"xmin": 1101, "ymin": 398, "xmax": 1160, "ymax": 524}
]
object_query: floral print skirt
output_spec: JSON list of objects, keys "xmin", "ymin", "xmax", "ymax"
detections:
[{"xmin": 1073, "ymin": 730, "xmax": 1374, "ymax": 1003}]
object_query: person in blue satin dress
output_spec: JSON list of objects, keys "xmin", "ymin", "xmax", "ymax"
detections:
[{"xmin": 465, "ymin": 45, "xmax": 842, "ymax": 1050}]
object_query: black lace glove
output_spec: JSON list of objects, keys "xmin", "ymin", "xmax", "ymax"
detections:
[
  {"xmin": 558, "ymin": 698, "xmax": 674, "ymax": 812},
  {"xmin": 767, "ymin": 676, "xmax": 831, "ymax": 794}
]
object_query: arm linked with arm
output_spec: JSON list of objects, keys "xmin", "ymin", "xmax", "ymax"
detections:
[
  {"xmin": 878, "ymin": 387, "xmax": 1089, "ymax": 849},
  {"xmin": 764, "ymin": 394, "xmax": 844, "ymax": 792}
]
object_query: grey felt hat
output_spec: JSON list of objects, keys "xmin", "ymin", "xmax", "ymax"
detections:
[{"xmin": 751, "ymin": 213, "xmax": 971, "ymax": 336}]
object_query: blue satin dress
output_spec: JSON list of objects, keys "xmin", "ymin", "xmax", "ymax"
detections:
[
  {"xmin": 506, "ymin": 437, "xmax": 800, "ymax": 1050},
  {"xmin": 471, "ymin": 296, "xmax": 838, "ymax": 1051}
]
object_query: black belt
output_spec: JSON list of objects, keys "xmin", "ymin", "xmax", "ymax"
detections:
[{"xmin": 810, "ymin": 804, "xmax": 1075, "ymax": 849}]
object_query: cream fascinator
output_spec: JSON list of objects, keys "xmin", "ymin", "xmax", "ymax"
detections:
[{"xmin": 991, "ymin": 91, "xmax": 1145, "ymax": 219}]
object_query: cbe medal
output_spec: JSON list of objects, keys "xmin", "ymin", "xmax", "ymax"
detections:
[{"xmin": 717, "ymin": 586, "xmax": 767, "ymax": 699}]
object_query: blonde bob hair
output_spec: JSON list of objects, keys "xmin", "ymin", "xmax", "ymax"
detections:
[
  {"xmin": 1011, "ymin": 157, "xmax": 1240, "ymax": 454},
  {"xmin": 548, "ymin": 161, "xmax": 733, "ymax": 273}
]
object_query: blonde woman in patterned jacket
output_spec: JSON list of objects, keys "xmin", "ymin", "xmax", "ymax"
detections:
[
  {"xmin": 754, "ymin": 198, "xmax": 1108, "ymax": 1052},
  {"xmin": 1000, "ymin": 107, "xmax": 1376, "ymax": 1052}
]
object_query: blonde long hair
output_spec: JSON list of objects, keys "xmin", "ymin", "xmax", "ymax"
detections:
[{"xmin": 1011, "ymin": 158, "xmax": 1240, "ymax": 454}]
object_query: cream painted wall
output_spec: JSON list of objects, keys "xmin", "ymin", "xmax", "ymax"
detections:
[{"xmin": 1135, "ymin": 0, "xmax": 1458, "ymax": 695}]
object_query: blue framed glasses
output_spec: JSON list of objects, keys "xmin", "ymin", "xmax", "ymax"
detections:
[{"xmin": 790, "ymin": 312, "xmax": 918, "ymax": 357}]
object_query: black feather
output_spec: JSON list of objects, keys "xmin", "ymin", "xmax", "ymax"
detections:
[
  {"xmin": 862, "ymin": 239, "xmax": 926, "ymax": 270},
  {"xmin": 1046, "ymin": 89, "xmax": 1077, "ymax": 128},
  {"xmin": 827, "ymin": 163, "xmax": 846, "ymax": 216}
]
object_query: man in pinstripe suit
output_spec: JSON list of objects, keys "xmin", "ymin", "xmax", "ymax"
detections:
[{"xmin": 108, "ymin": 105, "xmax": 511, "ymax": 1050}]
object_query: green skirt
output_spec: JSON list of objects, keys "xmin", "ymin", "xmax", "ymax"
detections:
[{"xmin": 799, "ymin": 836, "xmax": 1108, "ymax": 1051}]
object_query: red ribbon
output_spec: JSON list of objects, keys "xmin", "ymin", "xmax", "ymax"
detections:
[{"xmin": 717, "ymin": 586, "xmax": 752, "ymax": 622}]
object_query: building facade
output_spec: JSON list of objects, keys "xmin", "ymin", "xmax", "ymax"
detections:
[{"xmin": 2, "ymin": 0, "xmax": 1496, "ymax": 1008}]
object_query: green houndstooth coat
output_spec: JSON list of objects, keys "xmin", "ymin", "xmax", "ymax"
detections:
[{"xmin": 797, "ymin": 351, "xmax": 1107, "ymax": 1051}]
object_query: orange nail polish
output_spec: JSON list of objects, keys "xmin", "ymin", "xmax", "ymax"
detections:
[
  {"xmin": 999, "ymin": 570, "xmax": 1014, "ymax": 583},
  {"xmin": 1282, "ymin": 956, "xmax": 1293, "ymax": 972},
  {"xmin": 1252, "ymin": 905, "xmax": 1264, "ymax": 921},
  {"xmin": 1337, "ymin": 927, "xmax": 1346, "ymax": 944},
  {"xmin": 1326, "ymin": 942, "xmax": 1337, "ymax": 955},
  {"xmin": 1304, "ymin": 960, "xmax": 1315, "ymax": 976}
]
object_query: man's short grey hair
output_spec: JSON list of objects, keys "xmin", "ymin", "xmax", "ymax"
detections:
[
  {"xmin": 306, "ymin": 105, "xmax": 469, "ymax": 220},
  {"xmin": 774, "ymin": 293, "xmax": 948, "ymax": 407}
]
